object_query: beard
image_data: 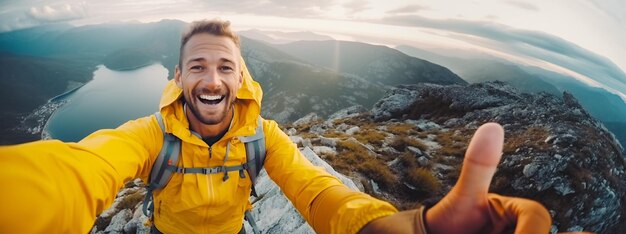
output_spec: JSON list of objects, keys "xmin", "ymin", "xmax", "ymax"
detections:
[{"xmin": 184, "ymin": 87, "xmax": 236, "ymax": 125}]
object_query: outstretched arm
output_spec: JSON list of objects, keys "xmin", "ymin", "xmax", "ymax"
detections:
[
  {"xmin": 0, "ymin": 116, "xmax": 161, "ymax": 233},
  {"xmin": 361, "ymin": 123, "xmax": 555, "ymax": 233}
]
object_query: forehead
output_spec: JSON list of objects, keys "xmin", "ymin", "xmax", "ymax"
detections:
[{"xmin": 182, "ymin": 33, "xmax": 240, "ymax": 62}]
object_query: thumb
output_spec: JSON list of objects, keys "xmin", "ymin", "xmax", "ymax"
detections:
[{"xmin": 451, "ymin": 122, "xmax": 504, "ymax": 197}]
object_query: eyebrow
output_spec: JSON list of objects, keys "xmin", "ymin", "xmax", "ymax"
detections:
[{"xmin": 185, "ymin": 57, "xmax": 235, "ymax": 66}]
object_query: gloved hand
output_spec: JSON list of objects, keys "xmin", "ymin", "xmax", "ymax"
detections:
[{"xmin": 360, "ymin": 123, "xmax": 588, "ymax": 234}]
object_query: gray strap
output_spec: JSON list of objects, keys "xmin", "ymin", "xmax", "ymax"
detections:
[
  {"xmin": 245, "ymin": 210, "xmax": 261, "ymax": 234},
  {"xmin": 143, "ymin": 112, "xmax": 182, "ymax": 217},
  {"xmin": 241, "ymin": 117, "xmax": 266, "ymax": 197},
  {"xmin": 169, "ymin": 164, "xmax": 247, "ymax": 174}
]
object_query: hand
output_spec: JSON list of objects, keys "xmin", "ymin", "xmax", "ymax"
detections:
[
  {"xmin": 425, "ymin": 123, "xmax": 549, "ymax": 233},
  {"xmin": 361, "ymin": 123, "xmax": 572, "ymax": 233}
]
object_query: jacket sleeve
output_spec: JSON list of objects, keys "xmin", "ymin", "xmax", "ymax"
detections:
[
  {"xmin": 262, "ymin": 120, "xmax": 398, "ymax": 234},
  {"xmin": 0, "ymin": 115, "xmax": 162, "ymax": 233}
]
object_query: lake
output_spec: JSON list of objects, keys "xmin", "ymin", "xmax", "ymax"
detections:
[{"xmin": 46, "ymin": 63, "xmax": 169, "ymax": 142}]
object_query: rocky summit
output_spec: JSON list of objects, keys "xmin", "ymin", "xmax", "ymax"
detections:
[{"xmin": 93, "ymin": 81, "xmax": 626, "ymax": 233}]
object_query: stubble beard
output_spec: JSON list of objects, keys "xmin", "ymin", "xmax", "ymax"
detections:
[{"xmin": 185, "ymin": 92, "xmax": 236, "ymax": 126}]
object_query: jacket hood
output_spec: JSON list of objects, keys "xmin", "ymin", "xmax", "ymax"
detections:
[{"xmin": 157, "ymin": 58, "xmax": 263, "ymax": 140}]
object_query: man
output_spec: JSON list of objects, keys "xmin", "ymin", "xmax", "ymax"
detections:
[{"xmin": 0, "ymin": 19, "xmax": 552, "ymax": 233}]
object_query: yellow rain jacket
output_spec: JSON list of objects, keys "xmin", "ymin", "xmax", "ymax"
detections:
[{"xmin": 0, "ymin": 61, "xmax": 397, "ymax": 233}]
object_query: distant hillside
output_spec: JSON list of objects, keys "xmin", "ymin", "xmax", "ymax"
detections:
[
  {"xmin": 395, "ymin": 45, "xmax": 561, "ymax": 95},
  {"xmin": 396, "ymin": 45, "xmax": 626, "ymax": 152},
  {"xmin": 239, "ymin": 29, "xmax": 334, "ymax": 44},
  {"xmin": 0, "ymin": 53, "xmax": 95, "ymax": 144},
  {"xmin": 240, "ymin": 37, "xmax": 386, "ymax": 122},
  {"xmin": 0, "ymin": 19, "xmax": 185, "ymax": 76},
  {"xmin": 274, "ymin": 41, "xmax": 467, "ymax": 86}
]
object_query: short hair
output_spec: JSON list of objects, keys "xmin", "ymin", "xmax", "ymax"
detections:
[{"xmin": 178, "ymin": 19, "xmax": 241, "ymax": 68}]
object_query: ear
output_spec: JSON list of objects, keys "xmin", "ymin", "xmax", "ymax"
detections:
[
  {"xmin": 174, "ymin": 65, "xmax": 182, "ymax": 88},
  {"xmin": 239, "ymin": 70, "xmax": 244, "ymax": 86}
]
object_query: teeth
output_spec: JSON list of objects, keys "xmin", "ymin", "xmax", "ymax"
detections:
[{"xmin": 199, "ymin": 95, "xmax": 223, "ymax": 101}]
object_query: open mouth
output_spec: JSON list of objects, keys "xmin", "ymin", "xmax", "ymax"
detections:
[{"xmin": 198, "ymin": 94, "xmax": 225, "ymax": 105}]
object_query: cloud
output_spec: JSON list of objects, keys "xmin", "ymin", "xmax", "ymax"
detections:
[
  {"xmin": 28, "ymin": 3, "xmax": 85, "ymax": 22},
  {"xmin": 198, "ymin": 0, "xmax": 337, "ymax": 18},
  {"xmin": 503, "ymin": 1, "xmax": 539, "ymax": 11},
  {"xmin": 343, "ymin": 0, "xmax": 369, "ymax": 14},
  {"xmin": 589, "ymin": 0, "xmax": 626, "ymax": 24},
  {"xmin": 0, "ymin": 1, "xmax": 86, "ymax": 32},
  {"xmin": 380, "ymin": 15, "xmax": 626, "ymax": 93},
  {"xmin": 386, "ymin": 4, "xmax": 428, "ymax": 14}
]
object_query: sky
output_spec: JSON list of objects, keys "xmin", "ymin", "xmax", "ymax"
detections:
[{"xmin": 1, "ymin": 0, "xmax": 625, "ymax": 101}]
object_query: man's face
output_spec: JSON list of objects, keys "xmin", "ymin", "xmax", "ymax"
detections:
[{"xmin": 175, "ymin": 33, "xmax": 243, "ymax": 126}]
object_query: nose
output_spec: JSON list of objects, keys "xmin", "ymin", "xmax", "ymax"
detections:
[{"xmin": 202, "ymin": 67, "xmax": 222, "ymax": 90}]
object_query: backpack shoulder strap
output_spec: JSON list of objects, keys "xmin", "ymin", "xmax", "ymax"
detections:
[
  {"xmin": 142, "ymin": 111, "xmax": 181, "ymax": 217},
  {"xmin": 240, "ymin": 116, "xmax": 266, "ymax": 197}
]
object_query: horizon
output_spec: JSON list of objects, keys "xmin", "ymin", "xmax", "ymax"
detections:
[{"xmin": 1, "ymin": 0, "xmax": 626, "ymax": 102}]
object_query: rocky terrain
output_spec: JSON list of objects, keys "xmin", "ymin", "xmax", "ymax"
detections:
[{"xmin": 92, "ymin": 81, "xmax": 625, "ymax": 233}]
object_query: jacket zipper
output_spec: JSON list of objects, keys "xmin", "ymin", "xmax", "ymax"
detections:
[{"xmin": 209, "ymin": 146, "xmax": 213, "ymax": 159}]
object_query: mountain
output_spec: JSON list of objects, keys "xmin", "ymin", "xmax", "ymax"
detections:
[
  {"xmin": 274, "ymin": 40, "xmax": 467, "ymax": 86},
  {"xmin": 395, "ymin": 45, "xmax": 561, "ymax": 95},
  {"xmin": 238, "ymin": 29, "xmax": 334, "ymax": 44},
  {"xmin": 289, "ymin": 81, "xmax": 625, "ymax": 233},
  {"xmin": 92, "ymin": 81, "xmax": 626, "ymax": 233},
  {"xmin": 396, "ymin": 45, "xmax": 626, "ymax": 153},
  {"xmin": 0, "ymin": 53, "xmax": 96, "ymax": 144}
]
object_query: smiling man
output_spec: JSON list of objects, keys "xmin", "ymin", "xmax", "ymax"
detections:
[{"xmin": 0, "ymin": 19, "xmax": 556, "ymax": 234}]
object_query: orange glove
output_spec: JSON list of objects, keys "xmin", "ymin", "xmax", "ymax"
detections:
[{"xmin": 361, "ymin": 123, "xmax": 565, "ymax": 234}]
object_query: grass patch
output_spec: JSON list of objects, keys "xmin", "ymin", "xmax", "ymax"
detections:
[
  {"xmin": 400, "ymin": 151, "xmax": 418, "ymax": 168},
  {"xmin": 116, "ymin": 191, "xmax": 144, "ymax": 211},
  {"xmin": 358, "ymin": 160, "xmax": 397, "ymax": 189},
  {"xmin": 389, "ymin": 136, "xmax": 428, "ymax": 151},
  {"xmin": 405, "ymin": 168, "xmax": 441, "ymax": 196},
  {"xmin": 323, "ymin": 130, "xmax": 349, "ymax": 139},
  {"xmin": 503, "ymin": 126, "xmax": 551, "ymax": 153},
  {"xmin": 355, "ymin": 129, "xmax": 387, "ymax": 147},
  {"xmin": 387, "ymin": 123, "xmax": 417, "ymax": 136}
]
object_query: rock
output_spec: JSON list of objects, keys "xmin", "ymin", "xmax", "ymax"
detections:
[
  {"xmin": 286, "ymin": 128, "xmax": 297, "ymax": 136},
  {"xmin": 293, "ymin": 113, "xmax": 321, "ymax": 127},
  {"xmin": 566, "ymin": 226, "xmax": 584, "ymax": 232},
  {"xmin": 407, "ymin": 146, "xmax": 423, "ymax": 156},
  {"xmin": 104, "ymin": 209, "xmax": 133, "ymax": 233},
  {"xmin": 123, "ymin": 207, "xmax": 150, "ymax": 234},
  {"xmin": 328, "ymin": 105, "xmax": 367, "ymax": 121},
  {"xmin": 371, "ymin": 87, "xmax": 419, "ymax": 121},
  {"xmin": 302, "ymin": 139, "xmax": 313, "ymax": 149},
  {"xmin": 346, "ymin": 126, "xmax": 360, "ymax": 135},
  {"xmin": 319, "ymin": 137, "xmax": 338, "ymax": 147},
  {"xmin": 416, "ymin": 121, "xmax": 441, "ymax": 131},
  {"xmin": 523, "ymin": 163, "xmax": 539, "ymax": 177},
  {"xmin": 417, "ymin": 156, "xmax": 429, "ymax": 167},
  {"xmin": 244, "ymin": 147, "xmax": 359, "ymax": 233},
  {"xmin": 289, "ymin": 136, "xmax": 303, "ymax": 146},
  {"xmin": 371, "ymin": 179, "xmax": 381, "ymax": 195},
  {"xmin": 312, "ymin": 146, "xmax": 336, "ymax": 156}
]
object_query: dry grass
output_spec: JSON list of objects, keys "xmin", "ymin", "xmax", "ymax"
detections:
[
  {"xmin": 432, "ymin": 129, "xmax": 470, "ymax": 157},
  {"xmin": 400, "ymin": 151, "xmax": 418, "ymax": 168},
  {"xmin": 389, "ymin": 135, "xmax": 428, "ymax": 151},
  {"xmin": 503, "ymin": 126, "xmax": 551, "ymax": 153},
  {"xmin": 387, "ymin": 123, "xmax": 417, "ymax": 136},
  {"xmin": 355, "ymin": 129, "xmax": 387, "ymax": 147},
  {"xmin": 116, "ymin": 190, "xmax": 144, "ymax": 211},
  {"xmin": 405, "ymin": 168, "xmax": 442, "ymax": 196},
  {"xmin": 323, "ymin": 130, "xmax": 349, "ymax": 139},
  {"xmin": 331, "ymin": 139, "xmax": 398, "ymax": 189},
  {"xmin": 358, "ymin": 160, "xmax": 396, "ymax": 189}
]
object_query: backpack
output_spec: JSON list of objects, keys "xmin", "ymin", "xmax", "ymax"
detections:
[{"xmin": 142, "ymin": 112, "xmax": 266, "ymax": 234}]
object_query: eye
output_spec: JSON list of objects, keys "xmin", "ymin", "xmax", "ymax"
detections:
[
  {"xmin": 219, "ymin": 66, "xmax": 234, "ymax": 73},
  {"xmin": 189, "ymin": 65, "xmax": 204, "ymax": 72}
]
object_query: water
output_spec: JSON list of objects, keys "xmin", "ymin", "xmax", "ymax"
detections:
[{"xmin": 46, "ymin": 63, "xmax": 169, "ymax": 142}]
